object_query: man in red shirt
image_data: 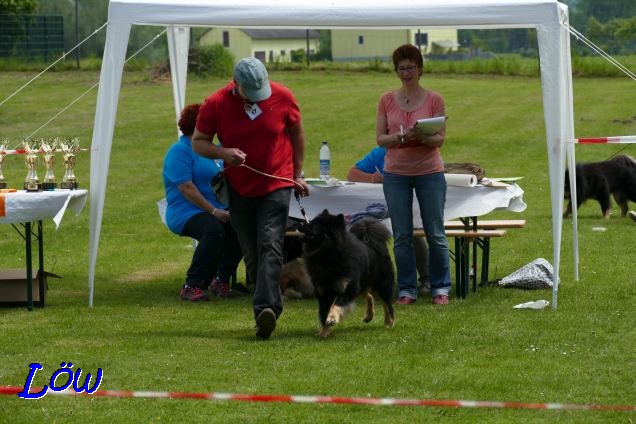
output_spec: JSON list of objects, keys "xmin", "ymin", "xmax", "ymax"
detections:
[{"xmin": 193, "ymin": 57, "xmax": 309, "ymax": 340}]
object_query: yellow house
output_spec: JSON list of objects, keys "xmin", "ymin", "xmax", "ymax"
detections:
[
  {"xmin": 332, "ymin": 29, "xmax": 459, "ymax": 61},
  {"xmin": 199, "ymin": 28, "xmax": 320, "ymax": 63}
]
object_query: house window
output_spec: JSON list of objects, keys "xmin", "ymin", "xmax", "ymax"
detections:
[
  {"xmin": 280, "ymin": 50, "xmax": 286, "ymax": 56},
  {"xmin": 222, "ymin": 31, "xmax": 229, "ymax": 47},
  {"xmin": 358, "ymin": 35, "xmax": 364, "ymax": 45},
  {"xmin": 414, "ymin": 32, "xmax": 428, "ymax": 47},
  {"xmin": 254, "ymin": 51, "xmax": 266, "ymax": 62}
]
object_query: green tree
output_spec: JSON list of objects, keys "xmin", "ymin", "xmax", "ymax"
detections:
[
  {"xmin": 586, "ymin": 15, "xmax": 636, "ymax": 55},
  {"xmin": 0, "ymin": 0, "xmax": 39, "ymax": 14},
  {"xmin": 312, "ymin": 29, "xmax": 331, "ymax": 61}
]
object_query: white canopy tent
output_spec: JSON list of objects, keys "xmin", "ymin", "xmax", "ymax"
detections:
[{"xmin": 89, "ymin": 0, "xmax": 575, "ymax": 308}]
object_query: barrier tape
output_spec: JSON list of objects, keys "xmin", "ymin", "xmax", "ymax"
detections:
[
  {"xmin": 573, "ymin": 136, "xmax": 636, "ymax": 144},
  {"xmin": 0, "ymin": 385, "xmax": 633, "ymax": 411}
]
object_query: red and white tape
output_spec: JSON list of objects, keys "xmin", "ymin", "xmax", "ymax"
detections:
[
  {"xmin": 573, "ymin": 135, "xmax": 636, "ymax": 144},
  {"xmin": 0, "ymin": 385, "xmax": 633, "ymax": 412}
]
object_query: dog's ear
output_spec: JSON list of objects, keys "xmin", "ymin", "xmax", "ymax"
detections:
[
  {"xmin": 336, "ymin": 213, "xmax": 347, "ymax": 229},
  {"xmin": 320, "ymin": 209, "xmax": 330, "ymax": 217}
]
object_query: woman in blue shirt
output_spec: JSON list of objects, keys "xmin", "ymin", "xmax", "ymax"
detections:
[{"xmin": 163, "ymin": 103, "xmax": 243, "ymax": 301}]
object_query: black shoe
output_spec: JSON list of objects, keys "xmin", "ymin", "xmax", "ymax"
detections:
[{"xmin": 255, "ymin": 308, "xmax": 276, "ymax": 340}]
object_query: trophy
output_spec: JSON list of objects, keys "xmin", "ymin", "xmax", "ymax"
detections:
[
  {"xmin": 23, "ymin": 140, "xmax": 41, "ymax": 192},
  {"xmin": 0, "ymin": 141, "xmax": 6, "ymax": 189},
  {"xmin": 60, "ymin": 138, "xmax": 79, "ymax": 190},
  {"xmin": 41, "ymin": 138, "xmax": 58, "ymax": 190}
]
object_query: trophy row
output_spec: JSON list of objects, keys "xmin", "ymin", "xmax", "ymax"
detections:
[{"xmin": 0, "ymin": 138, "xmax": 80, "ymax": 191}]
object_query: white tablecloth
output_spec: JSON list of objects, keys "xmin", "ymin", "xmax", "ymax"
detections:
[
  {"xmin": 289, "ymin": 182, "xmax": 526, "ymax": 227},
  {"xmin": 0, "ymin": 189, "xmax": 88, "ymax": 229}
]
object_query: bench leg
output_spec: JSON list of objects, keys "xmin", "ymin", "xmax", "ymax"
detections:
[{"xmin": 453, "ymin": 237, "xmax": 463, "ymax": 298}]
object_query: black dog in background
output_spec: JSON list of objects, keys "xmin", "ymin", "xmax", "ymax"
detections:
[
  {"xmin": 564, "ymin": 154, "xmax": 636, "ymax": 219},
  {"xmin": 301, "ymin": 210, "xmax": 395, "ymax": 338}
]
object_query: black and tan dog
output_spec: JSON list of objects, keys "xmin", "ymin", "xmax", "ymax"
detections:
[
  {"xmin": 564, "ymin": 154, "xmax": 636, "ymax": 219},
  {"xmin": 301, "ymin": 210, "xmax": 395, "ymax": 338}
]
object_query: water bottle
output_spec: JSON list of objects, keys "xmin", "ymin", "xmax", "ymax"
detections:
[{"xmin": 319, "ymin": 140, "xmax": 331, "ymax": 180}]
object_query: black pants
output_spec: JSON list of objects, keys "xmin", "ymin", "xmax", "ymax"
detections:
[{"xmin": 181, "ymin": 212, "xmax": 243, "ymax": 290}]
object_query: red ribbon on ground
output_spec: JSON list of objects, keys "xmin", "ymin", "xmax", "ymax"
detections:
[{"xmin": 0, "ymin": 385, "xmax": 633, "ymax": 412}]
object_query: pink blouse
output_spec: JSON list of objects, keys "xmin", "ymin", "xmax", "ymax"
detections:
[{"xmin": 378, "ymin": 89, "xmax": 446, "ymax": 176}]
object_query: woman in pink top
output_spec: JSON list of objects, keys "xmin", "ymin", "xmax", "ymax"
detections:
[{"xmin": 376, "ymin": 44, "xmax": 451, "ymax": 306}]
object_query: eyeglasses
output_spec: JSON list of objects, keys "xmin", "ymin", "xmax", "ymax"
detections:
[{"xmin": 397, "ymin": 65, "xmax": 418, "ymax": 73}]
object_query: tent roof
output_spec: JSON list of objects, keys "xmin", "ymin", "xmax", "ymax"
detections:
[
  {"xmin": 89, "ymin": 0, "xmax": 574, "ymax": 309},
  {"xmin": 107, "ymin": 0, "xmax": 564, "ymax": 29}
]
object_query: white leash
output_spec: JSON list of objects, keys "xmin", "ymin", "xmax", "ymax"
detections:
[{"xmin": 239, "ymin": 164, "xmax": 310, "ymax": 223}]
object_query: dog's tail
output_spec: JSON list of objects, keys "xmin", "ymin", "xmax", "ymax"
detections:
[{"xmin": 349, "ymin": 218, "xmax": 391, "ymax": 251}]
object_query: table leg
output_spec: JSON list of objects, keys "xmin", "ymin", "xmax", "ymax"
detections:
[
  {"xmin": 461, "ymin": 236, "xmax": 469, "ymax": 298},
  {"xmin": 25, "ymin": 222, "xmax": 33, "ymax": 311},
  {"xmin": 481, "ymin": 237, "xmax": 491, "ymax": 284},
  {"xmin": 37, "ymin": 221, "xmax": 45, "ymax": 306}
]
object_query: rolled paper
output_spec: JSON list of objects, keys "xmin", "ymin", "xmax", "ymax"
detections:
[{"xmin": 444, "ymin": 173, "xmax": 477, "ymax": 187}]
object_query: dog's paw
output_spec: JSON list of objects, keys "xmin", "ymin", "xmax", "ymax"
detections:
[
  {"xmin": 384, "ymin": 317, "xmax": 395, "ymax": 328},
  {"xmin": 325, "ymin": 315, "xmax": 338, "ymax": 326},
  {"xmin": 326, "ymin": 304, "xmax": 344, "ymax": 326},
  {"xmin": 318, "ymin": 325, "xmax": 332, "ymax": 338}
]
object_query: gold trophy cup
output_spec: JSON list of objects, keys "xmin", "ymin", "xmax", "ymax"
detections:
[
  {"xmin": 60, "ymin": 138, "xmax": 79, "ymax": 190},
  {"xmin": 0, "ymin": 142, "xmax": 7, "ymax": 189},
  {"xmin": 23, "ymin": 141, "xmax": 41, "ymax": 192},
  {"xmin": 41, "ymin": 139, "xmax": 58, "ymax": 190}
]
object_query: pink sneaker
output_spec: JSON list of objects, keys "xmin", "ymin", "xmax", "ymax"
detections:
[
  {"xmin": 432, "ymin": 294, "xmax": 449, "ymax": 305},
  {"xmin": 180, "ymin": 285, "xmax": 209, "ymax": 302},
  {"xmin": 209, "ymin": 277, "xmax": 236, "ymax": 298}
]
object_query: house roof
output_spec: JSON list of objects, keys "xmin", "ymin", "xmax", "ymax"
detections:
[{"xmin": 241, "ymin": 29, "xmax": 320, "ymax": 39}]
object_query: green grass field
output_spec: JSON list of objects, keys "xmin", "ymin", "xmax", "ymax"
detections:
[{"xmin": 0, "ymin": 70, "xmax": 634, "ymax": 423}]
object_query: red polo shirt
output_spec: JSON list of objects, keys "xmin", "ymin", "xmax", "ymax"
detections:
[{"xmin": 196, "ymin": 81, "xmax": 301, "ymax": 197}]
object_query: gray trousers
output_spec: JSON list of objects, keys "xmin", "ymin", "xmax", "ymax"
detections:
[{"xmin": 229, "ymin": 187, "xmax": 291, "ymax": 321}]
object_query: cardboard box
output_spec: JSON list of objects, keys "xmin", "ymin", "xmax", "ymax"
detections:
[{"xmin": 0, "ymin": 269, "xmax": 60, "ymax": 307}]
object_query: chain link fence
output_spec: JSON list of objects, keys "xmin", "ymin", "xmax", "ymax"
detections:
[{"xmin": 0, "ymin": 15, "xmax": 64, "ymax": 61}]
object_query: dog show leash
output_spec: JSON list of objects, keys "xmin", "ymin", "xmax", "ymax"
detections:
[{"xmin": 239, "ymin": 163, "xmax": 310, "ymax": 223}]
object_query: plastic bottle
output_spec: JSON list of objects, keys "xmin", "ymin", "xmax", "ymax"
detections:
[{"xmin": 319, "ymin": 140, "xmax": 331, "ymax": 180}]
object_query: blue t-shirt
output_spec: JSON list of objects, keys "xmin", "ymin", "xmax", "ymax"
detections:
[
  {"xmin": 354, "ymin": 146, "xmax": 386, "ymax": 175},
  {"xmin": 162, "ymin": 134, "xmax": 225, "ymax": 234}
]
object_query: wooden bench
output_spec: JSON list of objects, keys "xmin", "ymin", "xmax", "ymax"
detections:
[
  {"xmin": 445, "ymin": 221, "xmax": 526, "ymax": 295},
  {"xmin": 414, "ymin": 228, "xmax": 509, "ymax": 299},
  {"xmin": 443, "ymin": 219, "xmax": 526, "ymax": 230}
]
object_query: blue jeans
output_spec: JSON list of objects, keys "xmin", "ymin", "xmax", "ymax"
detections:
[
  {"xmin": 383, "ymin": 172, "xmax": 451, "ymax": 298},
  {"xmin": 229, "ymin": 187, "xmax": 291, "ymax": 320}
]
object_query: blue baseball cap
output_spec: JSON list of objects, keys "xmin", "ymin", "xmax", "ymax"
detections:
[{"xmin": 233, "ymin": 57, "xmax": 272, "ymax": 102}]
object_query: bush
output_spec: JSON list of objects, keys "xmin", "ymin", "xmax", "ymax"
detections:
[
  {"xmin": 188, "ymin": 43, "xmax": 234, "ymax": 78},
  {"xmin": 290, "ymin": 48, "xmax": 306, "ymax": 64}
]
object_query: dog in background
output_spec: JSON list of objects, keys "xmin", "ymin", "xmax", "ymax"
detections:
[
  {"xmin": 564, "ymin": 154, "xmax": 636, "ymax": 219},
  {"xmin": 279, "ymin": 222, "xmax": 314, "ymax": 300},
  {"xmin": 301, "ymin": 210, "xmax": 395, "ymax": 338},
  {"xmin": 279, "ymin": 257, "xmax": 314, "ymax": 299}
]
